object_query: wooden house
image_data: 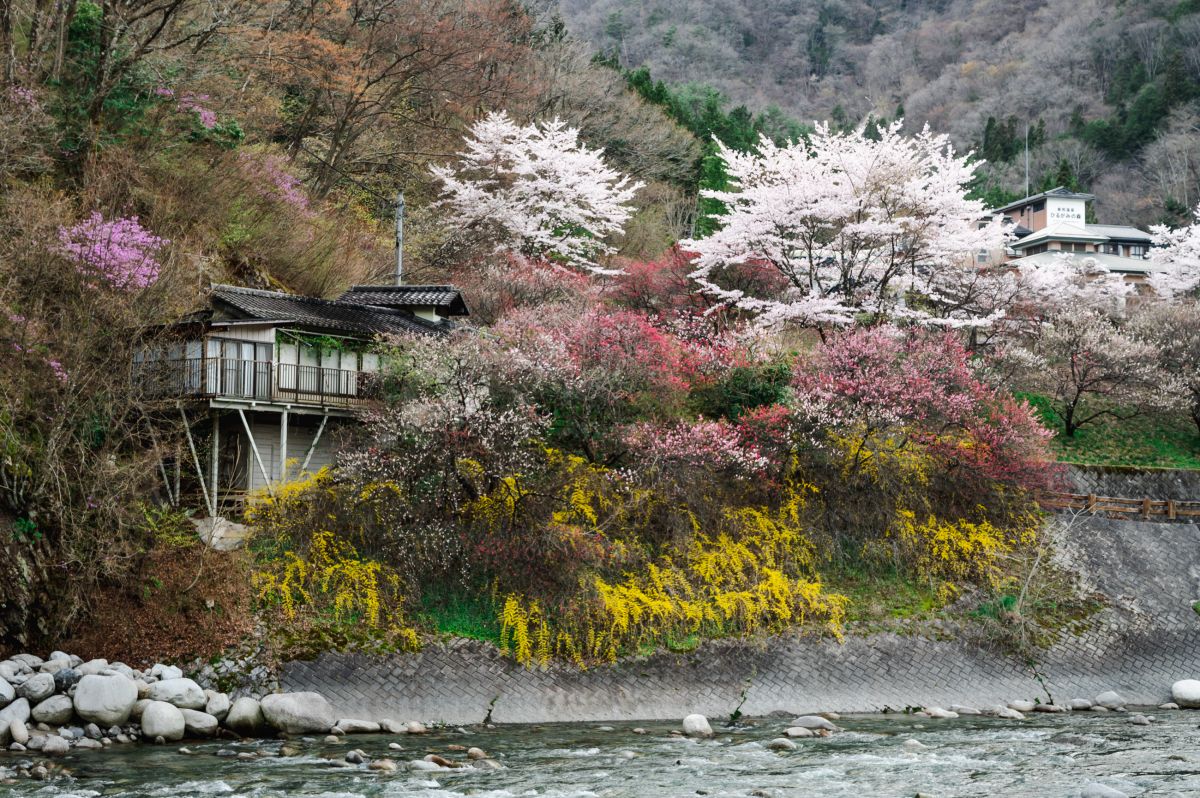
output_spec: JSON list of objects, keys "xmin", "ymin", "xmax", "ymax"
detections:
[{"xmin": 135, "ymin": 283, "xmax": 467, "ymax": 517}]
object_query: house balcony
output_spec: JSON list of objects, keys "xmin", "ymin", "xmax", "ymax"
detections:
[{"xmin": 134, "ymin": 357, "xmax": 376, "ymax": 411}]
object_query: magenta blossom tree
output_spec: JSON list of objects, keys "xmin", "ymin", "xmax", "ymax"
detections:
[{"xmin": 58, "ymin": 212, "xmax": 169, "ymax": 290}]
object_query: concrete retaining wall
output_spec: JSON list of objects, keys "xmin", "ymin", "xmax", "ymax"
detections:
[
  {"xmin": 1066, "ymin": 465, "xmax": 1200, "ymax": 501},
  {"xmin": 279, "ymin": 517, "xmax": 1200, "ymax": 724}
]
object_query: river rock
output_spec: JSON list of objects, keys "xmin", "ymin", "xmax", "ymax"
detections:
[
  {"xmin": 369, "ymin": 758, "xmax": 398, "ymax": 772},
  {"xmin": 1159, "ymin": 702, "xmax": 1180, "ymax": 710},
  {"xmin": 473, "ymin": 758, "xmax": 503, "ymax": 770},
  {"xmin": 38, "ymin": 659, "xmax": 69, "ymax": 675},
  {"xmin": 0, "ymin": 678, "xmax": 13, "ymax": 708},
  {"xmin": 75, "ymin": 737, "xmax": 102, "ymax": 749},
  {"xmin": 1069, "ymin": 698, "xmax": 1093, "ymax": 711},
  {"xmin": 682, "ymin": 714, "xmax": 713, "ymax": 737},
  {"xmin": 131, "ymin": 699, "xmax": 152, "ymax": 719},
  {"xmin": 467, "ymin": 746, "xmax": 487, "ymax": 760},
  {"xmin": 948, "ymin": 705, "xmax": 981, "ymax": 715},
  {"xmin": 17, "ymin": 674, "xmax": 54, "ymax": 703},
  {"xmin": 225, "ymin": 697, "xmax": 267, "ymax": 735},
  {"xmin": 1080, "ymin": 783, "xmax": 1129, "ymax": 798},
  {"xmin": 0, "ymin": 660, "xmax": 25, "ymax": 682},
  {"xmin": 1034, "ymin": 703, "xmax": 1067, "ymax": 713},
  {"xmin": 1094, "ymin": 691, "xmax": 1126, "ymax": 710},
  {"xmin": 1128, "ymin": 713, "xmax": 1151, "ymax": 726},
  {"xmin": 790, "ymin": 715, "xmax": 838, "ymax": 731},
  {"xmin": 1170, "ymin": 679, "xmax": 1200, "ymax": 708},
  {"xmin": 767, "ymin": 737, "xmax": 797, "ymax": 751},
  {"xmin": 925, "ymin": 707, "xmax": 958, "ymax": 719},
  {"xmin": 345, "ymin": 749, "xmax": 366, "ymax": 764},
  {"xmin": 52, "ymin": 669, "xmax": 81, "ymax": 693},
  {"xmin": 204, "ymin": 691, "xmax": 231, "ymax": 721},
  {"xmin": 335, "ymin": 718, "xmax": 381, "ymax": 734},
  {"xmin": 0, "ymin": 698, "xmax": 31, "ymax": 726},
  {"xmin": 261, "ymin": 692, "xmax": 337, "ymax": 734},
  {"xmin": 76, "ymin": 659, "xmax": 109, "ymax": 676},
  {"xmin": 73, "ymin": 673, "xmax": 137, "ymax": 726},
  {"xmin": 1008, "ymin": 700, "xmax": 1036, "ymax": 712},
  {"xmin": 147, "ymin": 678, "xmax": 207, "ymax": 710},
  {"xmin": 181, "ymin": 709, "xmax": 219, "ymax": 737},
  {"xmin": 994, "ymin": 706, "xmax": 1025, "ymax": 720},
  {"xmin": 41, "ymin": 734, "xmax": 69, "ymax": 755},
  {"xmin": 405, "ymin": 720, "xmax": 427, "ymax": 734},
  {"xmin": 379, "ymin": 718, "xmax": 405, "ymax": 734},
  {"xmin": 30, "ymin": 696, "xmax": 74, "ymax": 725},
  {"xmin": 141, "ymin": 701, "xmax": 186, "ymax": 742},
  {"xmin": 903, "ymin": 738, "xmax": 928, "ymax": 751},
  {"xmin": 149, "ymin": 664, "xmax": 182, "ymax": 680},
  {"xmin": 10, "ymin": 654, "xmax": 43, "ymax": 669},
  {"xmin": 784, "ymin": 726, "xmax": 815, "ymax": 737},
  {"xmin": 409, "ymin": 759, "xmax": 444, "ymax": 772},
  {"xmin": 9, "ymin": 719, "xmax": 29, "ymax": 745}
]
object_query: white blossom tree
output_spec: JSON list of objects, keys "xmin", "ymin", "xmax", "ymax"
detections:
[
  {"xmin": 431, "ymin": 111, "xmax": 643, "ymax": 274},
  {"xmin": 1149, "ymin": 203, "xmax": 1200, "ymax": 298},
  {"xmin": 683, "ymin": 120, "xmax": 1007, "ymax": 329}
]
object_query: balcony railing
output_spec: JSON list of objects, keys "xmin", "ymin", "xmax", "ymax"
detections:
[{"xmin": 134, "ymin": 357, "xmax": 374, "ymax": 408}]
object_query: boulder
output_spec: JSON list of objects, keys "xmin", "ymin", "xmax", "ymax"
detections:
[
  {"xmin": 225, "ymin": 697, "xmax": 267, "ymax": 735},
  {"xmin": 1159, "ymin": 702, "xmax": 1180, "ymax": 710},
  {"xmin": 0, "ymin": 678, "xmax": 13, "ymax": 708},
  {"xmin": 767, "ymin": 737, "xmax": 797, "ymax": 751},
  {"xmin": 142, "ymin": 701, "xmax": 186, "ymax": 742},
  {"xmin": 1170, "ymin": 679, "xmax": 1200, "ymax": 708},
  {"xmin": 38, "ymin": 660, "xmax": 69, "ymax": 675},
  {"xmin": 1094, "ymin": 691, "xmax": 1126, "ymax": 710},
  {"xmin": 903, "ymin": 738, "xmax": 928, "ymax": 751},
  {"xmin": 1068, "ymin": 699, "xmax": 1093, "ymax": 711},
  {"xmin": 405, "ymin": 720, "xmax": 427, "ymax": 734},
  {"xmin": 368, "ymin": 758, "xmax": 398, "ymax": 772},
  {"xmin": 30, "ymin": 696, "xmax": 74, "ymax": 726},
  {"xmin": 260, "ymin": 692, "xmax": 337, "ymax": 734},
  {"xmin": 925, "ymin": 707, "xmax": 958, "ymax": 719},
  {"xmin": 10, "ymin": 654, "xmax": 43, "ymax": 669},
  {"xmin": 948, "ymin": 705, "xmax": 981, "ymax": 716},
  {"xmin": 76, "ymin": 659, "xmax": 110, "ymax": 677},
  {"xmin": 784, "ymin": 726, "xmax": 814, "ymax": 737},
  {"xmin": 380, "ymin": 718, "xmax": 405, "ymax": 734},
  {"xmin": 147, "ymin": 678, "xmax": 207, "ymax": 710},
  {"xmin": 17, "ymin": 673, "xmax": 55, "ymax": 703},
  {"xmin": 0, "ymin": 698, "xmax": 31, "ymax": 726},
  {"xmin": 994, "ymin": 706, "xmax": 1025, "ymax": 720},
  {"xmin": 1008, "ymin": 700, "xmax": 1036, "ymax": 712},
  {"xmin": 1034, "ymin": 703, "xmax": 1067, "ymax": 713},
  {"xmin": 41, "ymin": 734, "xmax": 69, "ymax": 756},
  {"xmin": 0, "ymin": 660, "xmax": 24, "ymax": 683},
  {"xmin": 9, "ymin": 719, "xmax": 29, "ymax": 745},
  {"xmin": 150, "ymin": 664, "xmax": 184, "ymax": 681},
  {"xmin": 52, "ymin": 669, "xmax": 81, "ymax": 694},
  {"xmin": 681, "ymin": 713, "xmax": 713, "ymax": 737},
  {"xmin": 131, "ymin": 699, "xmax": 152, "ymax": 719},
  {"xmin": 335, "ymin": 718, "xmax": 381, "ymax": 734},
  {"xmin": 790, "ymin": 715, "xmax": 838, "ymax": 731},
  {"xmin": 180, "ymin": 709, "xmax": 219, "ymax": 737},
  {"xmin": 204, "ymin": 691, "xmax": 231, "ymax": 721},
  {"xmin": 73, "ymin": 673, "xmax": 138, "ymax": 726}
]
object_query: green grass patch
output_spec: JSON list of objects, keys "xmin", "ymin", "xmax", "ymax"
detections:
[
  {"xmin": 825, "ymin": 566, "xmax": 943, "ymax": 624},
  {"xmin": 417, "ymin": 587, "xmax": 503, "ymax": 647},
  {"xmin": 1019, "ymin": 393, "xmax": 1200, "ymax": 469}
]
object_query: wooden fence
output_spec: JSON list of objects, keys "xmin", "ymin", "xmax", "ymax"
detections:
[{"xmin": 1040, "ymin": 491, "xmax": 1200, "ymax": 520}]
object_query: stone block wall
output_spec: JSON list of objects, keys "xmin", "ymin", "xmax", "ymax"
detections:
[
  {"xmin": 279, "ymin": 517, "xmax": 1200, "ymax": 724},
  {"xmin": 1065, "ymin": 465, "xmax": 1200, "ymax": 501}
]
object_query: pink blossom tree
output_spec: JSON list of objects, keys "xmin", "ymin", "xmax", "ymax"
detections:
[
  {"xmin": 431, "ymin": 111, "xmax": 644, "ymax": 274},
  {"xmin": 684, "ymin": 121, "xmax": 1006, "ymax": 329},
  {"xmin": 1149, "ymin": 203, "xmax": 1200, "ymax": 298},
  {"xmin": 57, "ymin": 212, "xmax": 169, "ymax": 290}
]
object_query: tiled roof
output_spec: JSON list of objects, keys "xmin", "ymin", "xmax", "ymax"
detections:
[
  {"xmin": 994, "ymin": 186, "xmax": 1095, "ymax": 213},
  {"xmin": 339, "ymin": 285, "xmax": 469, "ymax": 316},
  {"xmin": 210, "ymin": 285, "xmax": 449, "ymax": 337}
]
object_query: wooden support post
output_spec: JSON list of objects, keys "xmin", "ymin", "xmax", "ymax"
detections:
[
  {"xmin": 1142, "ymin": 497, "xmax": 1152, "ymax": 519},
  {"xmin": 299, "ymin": 414, "xmax": 328, "ymax": 474},
  {"xmin": 279, "ymin": 409, "xmax": 289, "ymax": 485},
  {"xmin": 178, "ymin": 402, "xmax": 213, "ymax": 516},
  {"xmin": 1168, "ymin": 499, "xmax": 1177, "ymax": 520},
  {"xmin": 174, "ymin": 444, "xmax": 181, "ymax": 508},
  {"xmin": 210, "ymin": 412, "xmax": 221, "ymax": 516},
  {"xmin": 236, "ymin": 408, "xmax": 274, "ymax": 497},
  {"xmin": 1087, "ymin": 494, "xmax": 1097, "ymax": 513}
]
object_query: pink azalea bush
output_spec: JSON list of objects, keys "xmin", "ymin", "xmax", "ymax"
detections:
[
  {"xmin": 238, "ymin": 150, "xmax": 310, "ymax": 210},
  {"xmin": 58, "ymin": 212, "xmax": 168, "ymax": 290}
]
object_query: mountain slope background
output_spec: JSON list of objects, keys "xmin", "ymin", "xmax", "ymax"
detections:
[{"xmin": 556, "ymin": 0, "xmax": 1200, "ymax": 226}]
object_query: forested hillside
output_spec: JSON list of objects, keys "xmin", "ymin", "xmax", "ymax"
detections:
[{"xmin": 558, "ymin": 0, "xmax": 1200, "ymax": 226}]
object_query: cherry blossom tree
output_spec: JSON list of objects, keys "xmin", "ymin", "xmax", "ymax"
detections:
[
  {"xmin": 684, "ymin": 121, "xmax": 1006, "ymax": 329},
  {"xmin": 1131, "ymin": 300, "xmax": 1200, "ymax": 433},
  {"xmin": 1019, "ymin": 306, "xmax": 1178, "ymax": 438},
  {"xmin": 1149, "ymin": 203, "xmax": 1200, "ymax": 298},
  {"xmin": 431, "ymin": 111, "xmax": 644, "ymax": 274}
]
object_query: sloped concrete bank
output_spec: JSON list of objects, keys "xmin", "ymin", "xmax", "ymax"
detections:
[{"xmin": 280, "ymin": 517, "xmax": 1200, "ymax": 724}]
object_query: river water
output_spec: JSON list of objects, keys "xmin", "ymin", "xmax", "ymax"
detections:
[{"xmin": 3, "ymin": 712, "xmax": 1199, "ymax": 798}]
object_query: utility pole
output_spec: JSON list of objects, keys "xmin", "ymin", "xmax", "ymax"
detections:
[
  {"xmin": 1024, "ymin": 123, "xmax": 1031, "ymax": 198},
  {"xmin": 394, "ymin": 191, "xmax": 404, "ymax": 286}
]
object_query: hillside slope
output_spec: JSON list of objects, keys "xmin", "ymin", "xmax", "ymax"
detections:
[{"xmin": 558, "ymin": 0, "xmax": 1200, "ymax": 225}]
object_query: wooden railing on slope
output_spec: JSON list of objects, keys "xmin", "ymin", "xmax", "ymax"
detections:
[{"xmin": 1040, "ymin": 491, "xmax": 1200, "ymax": 520}]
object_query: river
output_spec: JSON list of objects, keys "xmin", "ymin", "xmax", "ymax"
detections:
[{"xmin": 2, "ymin": 712, "xmax": 1199, "ymax": 797}]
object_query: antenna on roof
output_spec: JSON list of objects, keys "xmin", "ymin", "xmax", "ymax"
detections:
[
  {"xmin": 1024, "ymin": 124, "xmax": 1030, "ymax": 198},
  {"xmin": 394, "ymin": 191, "xmax": 405, "ymax": 286}
]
